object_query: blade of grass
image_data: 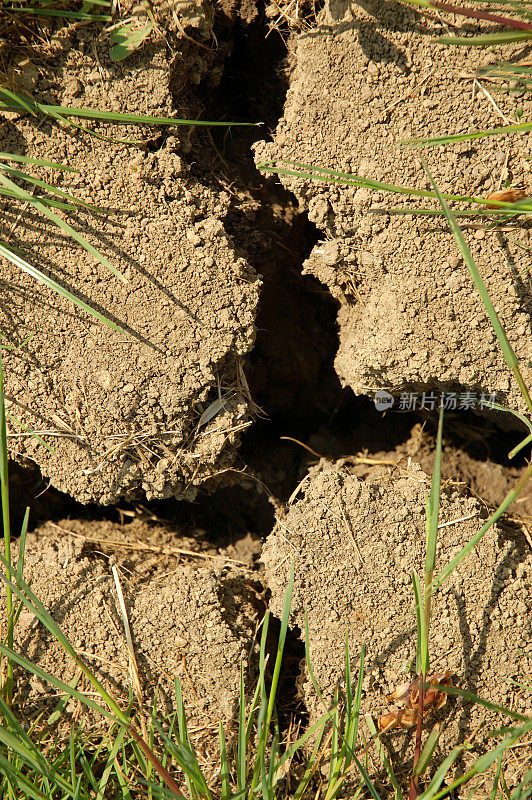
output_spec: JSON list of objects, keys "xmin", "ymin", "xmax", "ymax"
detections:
[
  {"xmin": 0, "ymin": 244, "xmax": 124, "ymax": 332},
  {"xmin": 404, "ymin": 121, "xmax": 532, "ymax": 147},
  {"xmin": 401, "ymin": 0, "xmax": 532, "ymax": 29},
  {"xmin": 427, "ymin": 728, "xmax": 531, "ymax": 800},
  {"xmin": 412, "ymin": 571, "xmax": 423, "ymax": 675},
  {"xmin": 365, "ymin": 715, "xmax": 404, "ymax": 800},
  {"xmin": 423, "ymin": 160, "xmax": 532, "ymax": 415},
  {"xmin": 422, "ymin": 404, "xmax": 444, "ymax": 678},
  {"xmin": 433, "ymin": 458, "xmax": 532, "ymax": 592},
  {"xmin": 6, "ymin": 413, "xmax": 58, "ymax": 456},
  {"xmin": 16, "ymin": 507, "xmax": 29, "ymax": 580},
  {"xmin": 258, "ymin": 159, "xmax": 531, "ymax": 214},
  {"xmin": 418, "ymin": 745, "xmax": 467, "ymax": 800},
  {"xmin": 0, "ymin": 90, "xmax": 256, "ymax": 128},
  {"xmin": 437, "ymin": 31, "xmax": 532, "ymax": 44},
  {"xmin": 430, "ymin": 685, "xmax": 529, "ymax": 721},
  {"xmin": 0, "ymin": 153, "xmax": 78, "ymax": 172},
  {"xmin": 0, "ymin": 347, "xmax": 13, "ymax": 706},
  {"xmin": 237, "ymin": 661, "xmax": 247, "ymax": 795},
  {"xmin": 415, "ymin": 724, "xmax": 443, "ymax": 776},
  {"xmin": 0, "ymin": 163, "xmax": 100, "ymax": 210},
  {"xmin": 265, "ymin": 563, "xmax": 294, "ymax": 732},
  {"xmin": 0, "ymin": 172, "xmax": 126, "ymax": 283},
  {"xmin": 218, "ymin": 722, "xmax": 230, "ymax": 800},
  {"xmin": 344, "ymin": 642, "xmax": 365, "ymax": 771}
]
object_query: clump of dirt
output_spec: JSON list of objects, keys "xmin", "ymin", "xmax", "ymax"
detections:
[
  {"xmin": 1, "ymin": 35, "xmax": 261, "ymax": 504},
  {"xmin": 7, "ymin": 523, "xmax": 261, "ymax": 739},
  {"xmin": 255, "ymin": 0, "xmax": 532, "ymax": 414},
  {"xmin": 262, "ymin": 459, "xmax": 532, "ymax": 781}
]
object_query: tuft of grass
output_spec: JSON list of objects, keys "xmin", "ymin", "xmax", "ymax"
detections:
[{"xmin": 2, "ymin": 0, "xmax": 112, "ymax": 22}]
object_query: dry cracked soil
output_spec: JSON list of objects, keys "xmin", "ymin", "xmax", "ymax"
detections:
[{"xmin": 1, "ymin": 0, "xmax": 532, "ymax": 792}]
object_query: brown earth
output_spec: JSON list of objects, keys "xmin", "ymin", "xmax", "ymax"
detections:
[
  {"xmin": 255, "ymin": 0, "xmax": 532, "ymax": 415},
  {"xmin": 1, "ymin": 14, "xmax": 260, "ymax": 505},
  {"xmin": 6, "ymin": 521, "xmax": 261, "ymax": 746}
]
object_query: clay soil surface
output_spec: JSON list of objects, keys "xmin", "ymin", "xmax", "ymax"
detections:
[{"xmin": 1, "ymin": 0, "xmax": 532, "ymax": 794}]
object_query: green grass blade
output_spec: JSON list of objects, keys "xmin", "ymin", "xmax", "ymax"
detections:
[
  {"xmin": 415, "ymin": 724, "xmax": 443, "ymax": 776},
  {"xmin": 342, "ymin": 643, "xmax": 365, "ymax": 774},
  {"xmin": 45, "ymin": 671, "xmax": 81, "ymax": 728},
  {"xmin": 365, "ymin": 715, "xmax": 404, "ymax": 800},
  {"xmin": 16, "ymin": 507, "xmax": 30, "ymax": 581},
  {"xmin": 258, "ymin": 161, "xmax": 489, "ymax": 205},
  {"xmin": 381, "ymin": 206, "xmax": 531, "ymax": 217},
  {"xmin": 237, "ymin": 661, "xmax": 247, "ymax": 794},
  {"xmin": 431, "ymin": 685, "xmax": 529, "ymax": 721},
  {"xmin": 292, "ymin": 728, "xmax": 326, "ymax": 800},
  {"xmin": 0, "ymin": 189, "xmax": 80, "ymax": 210},
  {"xmin": 0, "ymin": 693, "xmax": 52, "ymax": 779},
  {"xmin": 277, "ymin": 709, "xmax": 331, "ymax": 773},
  {"xmin": 326, "ymin": 686, "xmax": 340, "ymax": 793},
  {"xmin": 0, "ymin": 164, "xmax": 100, "ymax": 210},
  {"xmin": 10, "ymin": 7, "xmax": 111, "ymax": 19},
  {"xmin": 438, "ymin": 31, "xmax": 532, "ymax": 44},
  {"xmin": 434, "ymin": 459, "xmax": 532, "ymax": 592},
  {"xmin": 0, "ymin": 91, "xmax": 255, "ymax": 127},
  {"xmin": 0, "ymin": 244, "xmax": 124, "ymax": 332},
  {"xmin": 0, "ymin": 347, "xmax": 13, "ymax": 705},
  {"xmin": 0, "ymin": 749, "xmax": 49, "ymax": 800},
  {"xmin": 218, "ymin": 722, "xmax": 230, "ymax": 800},
  {"xmin": 418, "ymin": 746, "xmax": 466, "ymax": 800},
  {"xmin": 265, "ymin": 563, "xmax": 294, "ymax": 731},
  {"xmin": 412, "ymin": 571, "xmax": 423, "ymax": 675},
  {"xmin": 404, "ymin": 121, "xmax": 532, "ymax": 147},
  {"xmin": 0, "ymin": 640, "xmax": 116, "ymax": 721},
  {"xmin": 0, "ymin": 172, "xmax": 126, "ymax": 283},
  {"xmin": 95, "ymin": 728, "xmax": 127, "ymax": 800},
  {"xmin": 350, "ymin": 753, "xmax": 383, "ymax": 800},
  {"xmin": 422, "ymin": 404, "xmax": 444, "ymax": 676},
  {"xmin": 0, "ymin": 555, "xmax": 129, "ymax": 724},
  {"xmin": 7, "ymin": 413, "xmax": 58, "ymax": 456},
  {"xmin": 428, "ymin": 732, "xmax": 529, "ymax": 800},
  {"xmin": 0, "ymin": 152, "xmax": 78, "ymax": 172},
  {"xmin": 424, "ymin": 160, "xmax": 532, "ymax": 415},
  {"xmin": 491, "ymin": 752, "xmax": 504, "ymax": 800}
]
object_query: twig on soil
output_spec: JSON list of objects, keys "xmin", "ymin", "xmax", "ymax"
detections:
[
  {"xmin": 472, "ymin": 78, "xmax": 513, "ymax": 126},
  {"xmin": 41, "ymin": 522, "xmax": 248, "ymax": 566},
  {"xmin": 280, "ymin": 436, "xmax": 324, "ymax": 459},
  {"xmin": 519, "ymin": 522, "xmax": 532, "ymax": 550},
  {"xmin": 111, "ymin": 565, "xmax": 144, "ymax": 714},
  {"xmin": 337, "ymin": 497, "xmax": 363, "ymax": 567},
  {"xmin": 437, "ymin": 511, "xmax": 478, "ymax": 529}
]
